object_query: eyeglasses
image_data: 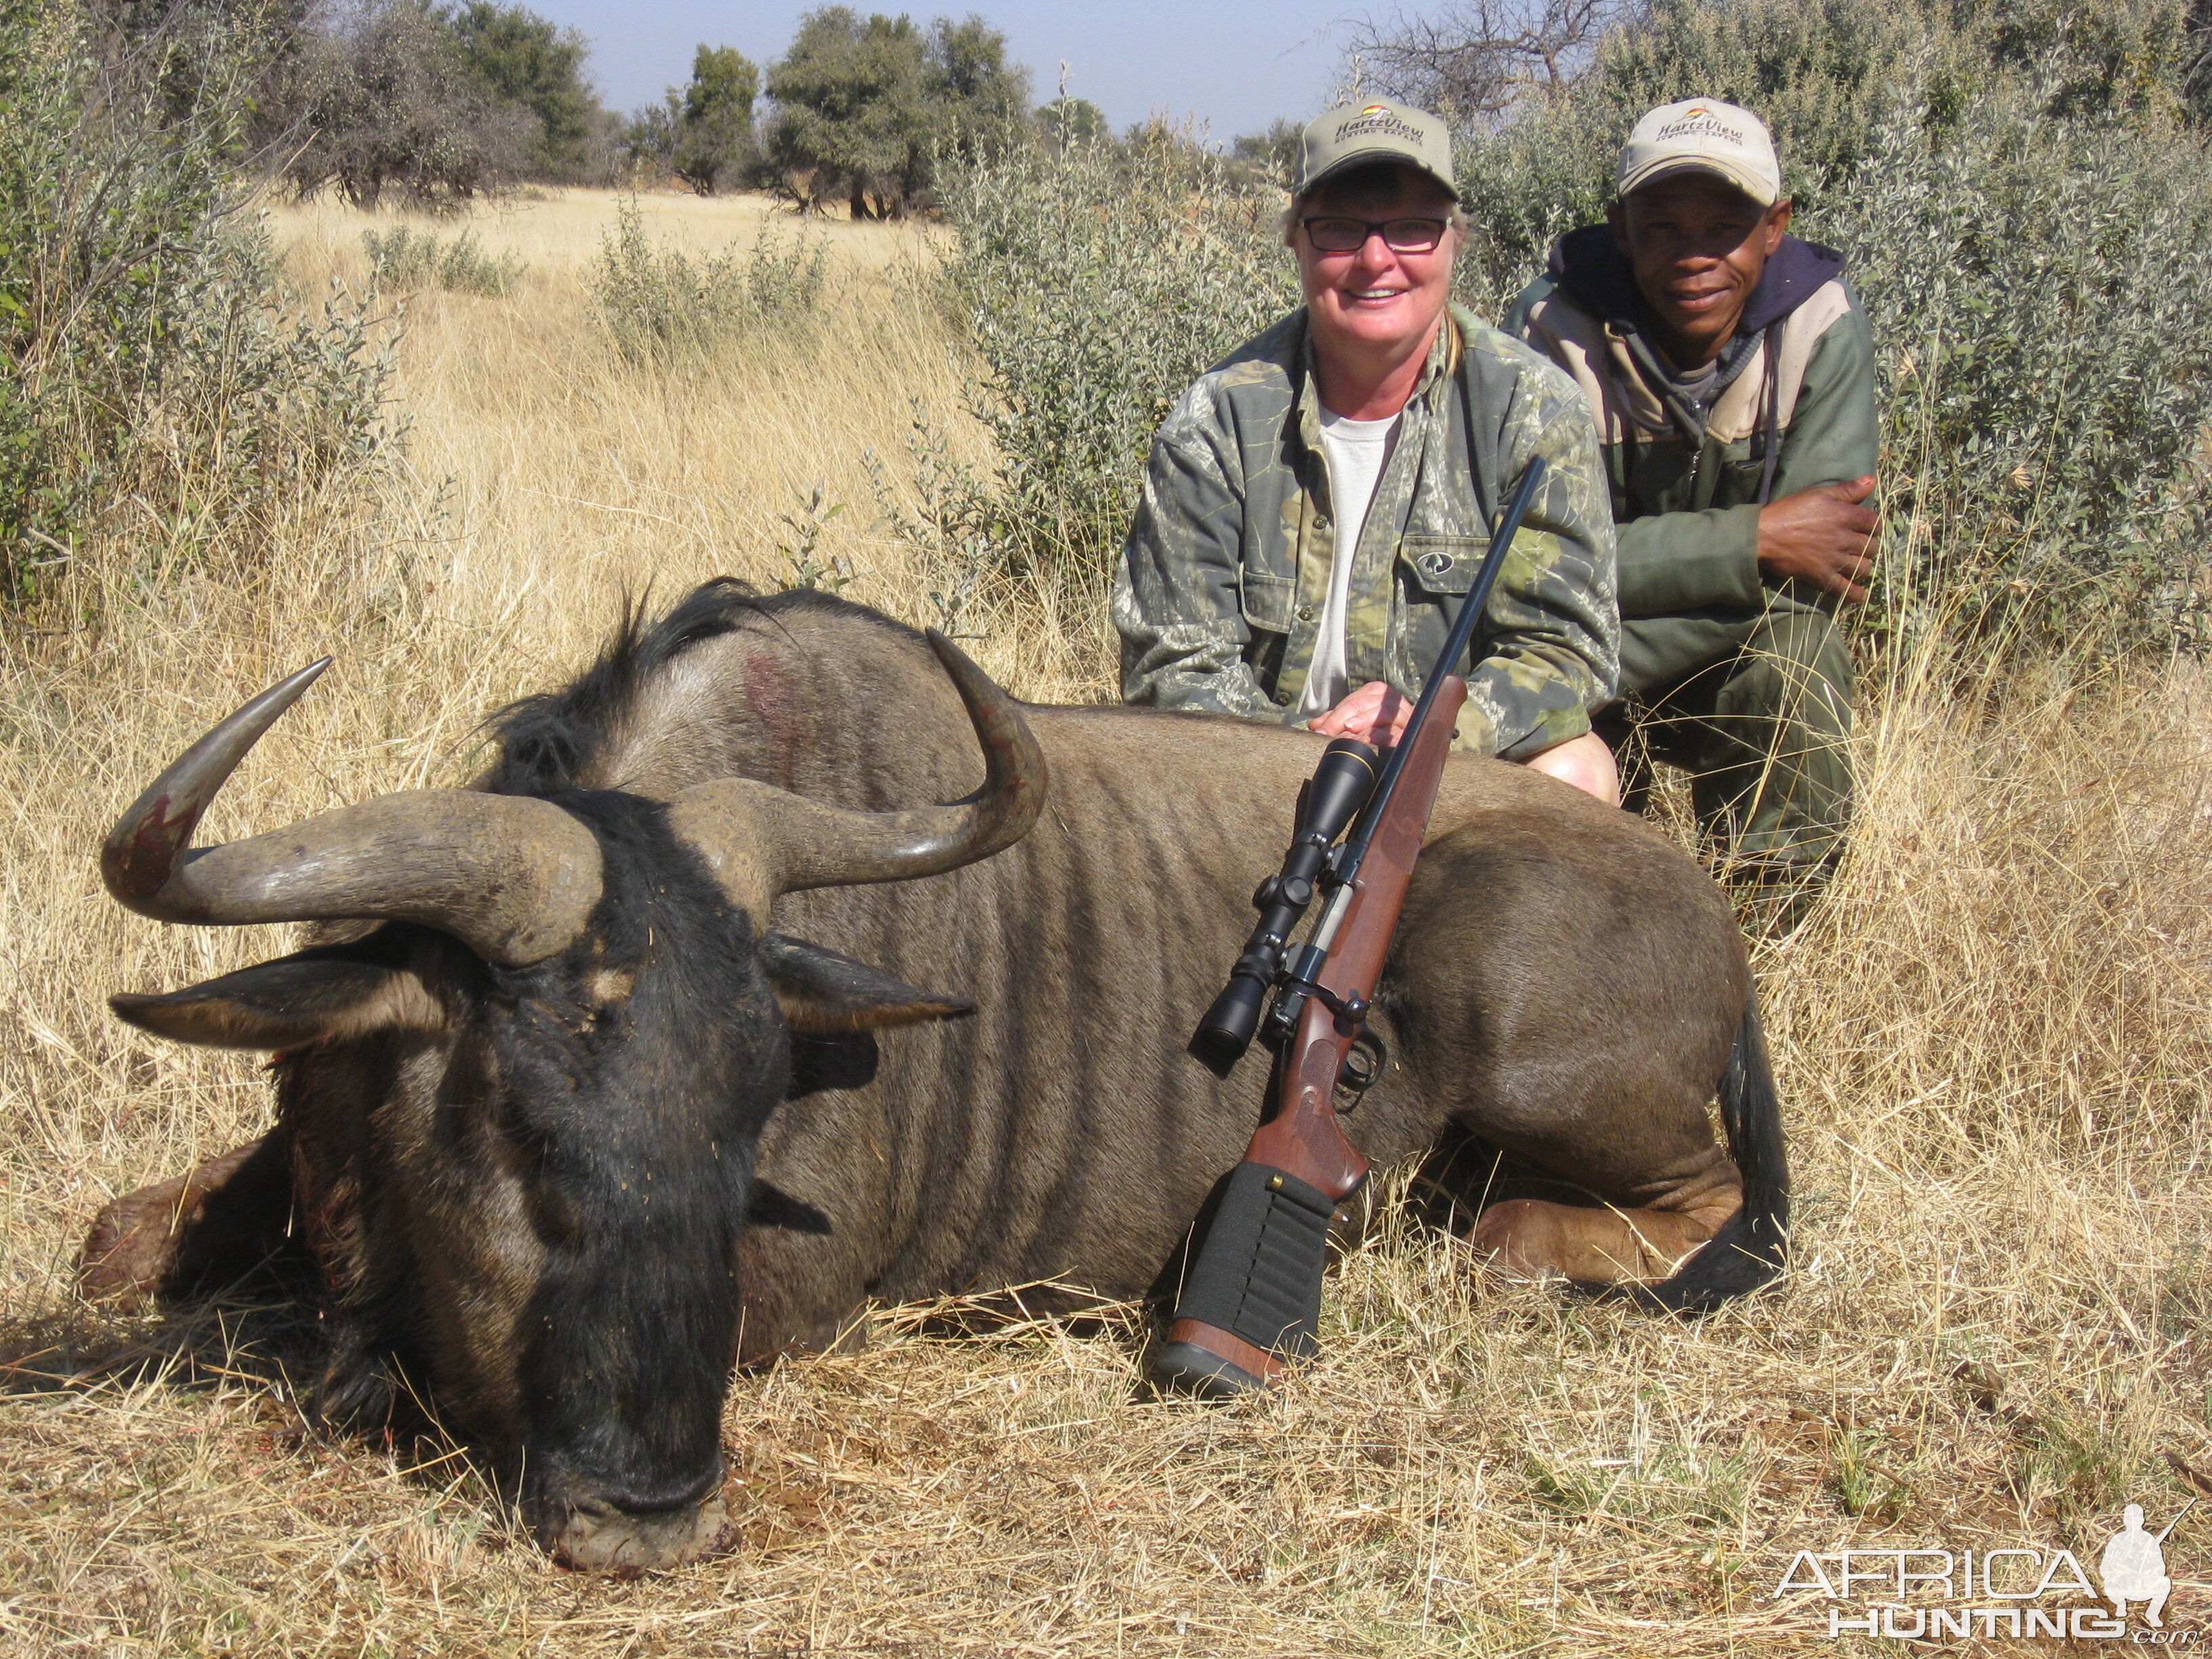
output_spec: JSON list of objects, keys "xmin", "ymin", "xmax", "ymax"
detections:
[{"xmin": 1300, "ymin": 216, "xmax": 1450, "ymax": 255}]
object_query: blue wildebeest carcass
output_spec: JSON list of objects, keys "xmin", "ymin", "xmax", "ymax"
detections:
[{"xmin": 81, "ymin": 581, "xmax": 1786, "ymax": 1571}]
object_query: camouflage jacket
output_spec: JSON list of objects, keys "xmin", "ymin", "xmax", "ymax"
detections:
[
  {"xmin": 1111, "ymin": 304, "xmax": 1620, "ymax": 760},
  {"xmin": 1504, "ymin": 228, "xmax": 1879, "ymax": 620}
]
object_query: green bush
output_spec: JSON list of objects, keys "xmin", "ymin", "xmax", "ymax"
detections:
[
  {"xmin": 588, "ymin": 199, "xmax": 830, "ymax": 365},
  {"xmin": 361, "ymin": 224, "xmax": 523, "ymax": 295},
  {"xmin": 0, "ymin": 3, "xmax": 398, "ymax": 617},
  {"xmin": 903, "ymin": 132, "xmax": 1294, "ymax": 610}
]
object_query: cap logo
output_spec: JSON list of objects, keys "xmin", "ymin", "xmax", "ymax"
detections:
[
  {"xmin": 1654, "ymin": 110, "xmax": 1749, "ymax": 147},
  {"xmin": 1335, "ymin": 108, "xmax": 1425, "ymax": 144}
]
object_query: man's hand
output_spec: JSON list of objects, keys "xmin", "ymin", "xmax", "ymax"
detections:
[
  {"xmin": 1310, "ymin": 681, "xmax": 1411, "ymax": 747},
  {"xmin": 1757, "ymin": 475, "xmax": 1879, "ymax": 602}
]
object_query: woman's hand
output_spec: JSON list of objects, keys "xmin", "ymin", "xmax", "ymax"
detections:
[{"xmin": 1309, "ymin": 681, "xmax": 1412, "ymax": 747}]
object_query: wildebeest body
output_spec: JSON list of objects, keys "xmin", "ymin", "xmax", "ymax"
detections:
[
  {"xmin": 504, "ymin": 586, "xmax": 1750, "ymax": 1353},
  {"xmin": 82, "ymin": 581, "xmax": 1774, "ymax": 1572}
]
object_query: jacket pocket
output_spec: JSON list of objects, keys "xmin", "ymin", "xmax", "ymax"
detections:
[
  {"xmin": 1397, "ymin": 536, "xmax": 1481, "ymax": 597},
  {"xmin": 1239, "ymin": 569, "xmax": 1298, "ymax": 633}
]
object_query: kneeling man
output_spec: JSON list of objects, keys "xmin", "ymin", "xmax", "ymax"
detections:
[
  {"xmin": 1505, "ymin": 99, "xmax": 1878, "ymax": 909},
  {"xmin": 1115, "ymin": 100, "xmax": 1621, "ymax": 800}
]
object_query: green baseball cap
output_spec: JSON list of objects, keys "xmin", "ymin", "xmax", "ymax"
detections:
[{"xmin": 1295, "ymin": 100, "xmax": 1459, "ymax": 202}]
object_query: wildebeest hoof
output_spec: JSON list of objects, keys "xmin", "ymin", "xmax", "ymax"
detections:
[
  {"xmin": 546, "ymin": 1491, "xmax": 733, "ymax": 1574},
  {"xmin": 77, "ymin": 1140, "xmax": 267, "ymax": 1309}
]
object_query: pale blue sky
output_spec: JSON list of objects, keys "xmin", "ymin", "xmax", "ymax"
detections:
[{"xmin": 524, "ymin": 1, "xmax": 1359, "ymax": 143}]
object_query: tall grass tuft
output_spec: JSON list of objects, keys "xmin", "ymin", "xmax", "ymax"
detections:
[{"xmin": 588, "ymin": 198, "xmax": 831, "ymax": 366}]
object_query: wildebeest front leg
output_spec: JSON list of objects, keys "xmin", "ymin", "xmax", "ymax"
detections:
[
  {"xmin": 1386, "ymin": 815, "xmax": 1753, "ymax": 1287},
  {"xmin": 77, "ymin": 1132, "xmax": 293, "ymax": 1308},
  {"xmin": 1465, "ymin": 1151, "xmax": 1742, "ymax": 1284}
]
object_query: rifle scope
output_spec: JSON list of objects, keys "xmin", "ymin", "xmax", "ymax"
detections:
[{"xmin": 1195, "ymin": 735, "xmax": 1379, "ymax": 1061}]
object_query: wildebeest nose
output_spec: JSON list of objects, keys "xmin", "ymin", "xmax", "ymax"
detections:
[{"xmin": 547, "ymin": 1487, "xmax": 733, "ymax": 1574}]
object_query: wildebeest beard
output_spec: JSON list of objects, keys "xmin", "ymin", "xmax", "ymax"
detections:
[{"xmin": 279, "ymin": 790, "xmax": 779, "ymax": 1565}]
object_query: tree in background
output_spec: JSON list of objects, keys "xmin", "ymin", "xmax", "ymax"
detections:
[
  {"xmin": 674, "ymin": 45, "xmax": 758, "ymax": 194},
  {"xmin": 447, "ymin": 0, "xmax": 595, "ymax": 178},
  {"xmin": 621, "ymin": 45, "xmax": 760, "ymax": 194},
  {"xmin": 1037, "ymin": 94, "xmax": 1108, "ymax": 152},
  {"xmin": 269, "ymin": 0, "xmax": 533, "ymax": 209},
  {"xmin": 1340, "ymin": 0, "xmax": 1629, "ymax": 127},
  {"xmin": 1229, "ymin": 117, "xmax": 1300, "ymax": 186},
  {"xmin": 763, "ymin": 8, "xmax": 1027, "ymax": 218}
]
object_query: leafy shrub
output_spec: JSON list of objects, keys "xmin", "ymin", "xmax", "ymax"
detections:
[
  {"xmin": 1, "ymin": 3, "xmax": 398, "ymax": 616},
  {"xmin": 902, "ymin": 133, "xmax": 1295, "ymax": 609},
  {"xmin": 361, "ymin": 224, "xmax": 522, "ymax": 295},
  {"xmin": 1832, "ymin": 81, "xmax": 2212, "ymax": 649},
  {"xmin": 588, "ymin": 200, "xmax": 830, "ymax": 365}
]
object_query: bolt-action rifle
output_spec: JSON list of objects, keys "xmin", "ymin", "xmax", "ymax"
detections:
[{"xmin": 1153, "ymin": 456, "xmax": 1549, "ymax": 1399}]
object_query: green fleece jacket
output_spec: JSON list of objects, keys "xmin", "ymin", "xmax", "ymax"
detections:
[{"xmin": 1502, "ymin": 226, "xmax": 1878, "ymax": 620}]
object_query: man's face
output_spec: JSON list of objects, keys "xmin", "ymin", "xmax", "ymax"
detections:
[
  {"xmin": 1294, "ymin": 167, "xmax": 1458, "ymax": 367},
  {"xmin": 1607, "ymin": 173, "xmax": 1790, "ymax": 367}
]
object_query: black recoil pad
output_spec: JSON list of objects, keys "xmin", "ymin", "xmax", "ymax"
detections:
[{"xmin": 1153, "ymin": 1162, "xmax": 1336, "ymax": 1397}]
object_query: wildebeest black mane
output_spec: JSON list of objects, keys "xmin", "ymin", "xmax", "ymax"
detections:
[{"xmin": 484, "ymin": 580, "xmax": 924, "ymax": 796}]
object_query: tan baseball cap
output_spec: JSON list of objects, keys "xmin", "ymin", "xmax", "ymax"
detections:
[
  {"xmin": 1616, "ymin": 98, "xmax": 1782, "ymax": 207},
  {"xmin": 1295, "ymin": 100, "xmax": 1458, "ymax": 201}
]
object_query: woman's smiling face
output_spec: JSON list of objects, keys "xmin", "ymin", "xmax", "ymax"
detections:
[{"xmin": 1294, "ymin": 165, "xmax": 1460, "ymax": 371}]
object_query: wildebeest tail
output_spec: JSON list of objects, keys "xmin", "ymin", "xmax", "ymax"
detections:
[{"xmin": 1621, "ymin": 986, "xmax": 1790, "ymax": 1313}]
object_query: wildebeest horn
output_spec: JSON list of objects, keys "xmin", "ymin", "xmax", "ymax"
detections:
[
  {"xmin": 102, "ymin": 661, "xmax": 603, "ymax": 967},
  {"xmin": 667, "ymin": 630, "xmax": 1047, "ymax": 909}
]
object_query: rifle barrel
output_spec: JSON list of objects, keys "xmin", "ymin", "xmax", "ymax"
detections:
[{"xmin": 1338, "ymin": 455, "xmax": 1547, "ymax": 877}]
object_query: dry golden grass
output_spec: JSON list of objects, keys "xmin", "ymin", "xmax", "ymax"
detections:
[{"xmin": 3, "ymin": 188, "xmax": 2210, "ymax": 1655}]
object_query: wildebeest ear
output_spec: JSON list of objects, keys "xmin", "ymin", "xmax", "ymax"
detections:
[
  {"xmin": 758, "ymin": 933, "xmax": 975, "ymax": 1033},
  {"xmin": 110, "ymin": 951, "xmax": 445, "ymax": 1050}
]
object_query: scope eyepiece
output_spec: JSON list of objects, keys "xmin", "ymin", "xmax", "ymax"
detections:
[{"xmin": 1196, "ymin": 970, "xmax": 1269, "ymax": 1059}]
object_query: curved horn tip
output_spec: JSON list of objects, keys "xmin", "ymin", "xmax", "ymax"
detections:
[
  {"xmin": 922, "ymin": 628, "xmax": 979, "ymax": 680},
  {"xmin": 101, "ymin": 656, "xmax": 337, "ymax": 912}
]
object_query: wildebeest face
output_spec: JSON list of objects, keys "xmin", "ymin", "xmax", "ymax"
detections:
[{"xmin": 99, "ymin": 636, "xmax": 1046, "ymax": 1572}]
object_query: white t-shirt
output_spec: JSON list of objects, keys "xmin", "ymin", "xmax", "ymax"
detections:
[{"xmin": 1296, "ymin": 407, "xmax": 1404, "ymax": 721}]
